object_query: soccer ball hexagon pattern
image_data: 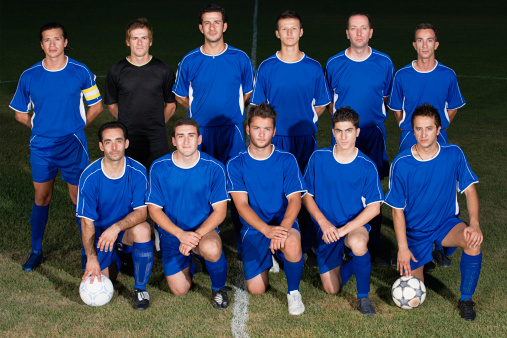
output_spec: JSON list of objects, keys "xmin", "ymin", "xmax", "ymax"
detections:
[
  {"xmin": 392, "ymin": 276, "xmax": 426, "ymax": 309},
  {"xmin": 79, "ymin": 274, "xmax": 114, "ymax": 306}
]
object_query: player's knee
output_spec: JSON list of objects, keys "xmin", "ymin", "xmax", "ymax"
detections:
[
  {"xmin": 348, "ymin": 236, "xmax": 368, "ymax": 256},
  {"xmin": 247, "ymin": 283, "xmax": 267, "ymax": 295},
  {"xmin": 284, "ymin": 234, "xmax": 302, "ymax": 254},
  {"xmin": 464, "ymin": 244, "xmax": 481, "ymax": 256},
  {"xmin": 132, "ymin": 222, "xmax": 151, "ymax": 242},
  {"xmin": 199, "ymin": 239, "xmax": 222, "ymax": 262},
  {"xmin": 169, "ymin": 282, "xmax": 191, "ymax": 296},
  {"xmin": 323, "ymin": 282, "xmax": 341, "ymax": 294},
  {"xmin": 34, "ymin": 192, "xmax": 52, "ymax": 206}
]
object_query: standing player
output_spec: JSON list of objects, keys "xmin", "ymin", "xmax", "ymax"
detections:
[
  {"xmin": 325, "ymin": 13, "xmax": 394, "ymax": 264},
  {"xmin": 105, "ymin": 18, "xmax": 176, "ymax": 170},
  {"xmin": 172, "ymin": 3, "xmax": 254, "ymax": 256},
  {"xmin": 302, "ymin": 107, "xmax": 383, "ymax": 316},
  {"xmin": 385, "ymin": 103, "xmax": 482, "ymax": 321},
  {"xmin": 388, "ymin": 23, "xmax": 466, "ymax": 267},
  {"xmin": 250, "ymin": 10, "xmax": 331, "ymax": 264},
  {"xmin": 78, "ymin": 122, "xmax": 154, "ymax": 310},
  {"xmin": 146, "ymin": 118, "xmax": 231, "ymax": 310},
  {"xmin": 9, "ymin": 22, "xmax": 103, "ymax": 271},
  {"xmin": 227, "ymin": 103, "xmax": 307, "ymax": 315}
]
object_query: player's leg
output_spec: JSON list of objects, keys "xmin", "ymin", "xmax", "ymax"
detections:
[
  {"xmin": 320, "ymin": 266, "xmax": 342, "ymax": 294},
  {"xmin": 315, "ymin": 229, "xmax": 345, "ymax": 294},
  {"xmin": 246, "ymin": 270, "xmax": 269, "ymax": 295},
  {"xmin": 194, "ymin": 230, "xmax": 231, "ymax": 309},
  {"xmin": 242, "ymin": 230, "xmax": 271, "ymax": 295},
  {"xmin": 281, "ymin": 228, "xmax": 305, "ymax": 315},
  {"xmin": 166, "ymin": 267, "xmax": 193, "ymax": 296}
]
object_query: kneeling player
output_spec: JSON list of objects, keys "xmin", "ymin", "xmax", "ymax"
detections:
[
  {"xmin": 78, "ymin": 122, "xmax": 154, "ymax": 310},
  {"xmin": 227, "ymin": 103, "xmax": 307, "ymax": 315},
  {"xmin": 302, "ymin": 107, "xmax": 382, "ymax": 316},
  {"xmin": 146, "ymin": 118, "xmax": 231, "ymax": 309},
  {"xmin": 385, "ymin": 103, "xmax": 482, "ymax": 320}
]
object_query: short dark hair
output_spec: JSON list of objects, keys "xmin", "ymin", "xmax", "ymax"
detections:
[
  {"xmin": 411, "ymin": 103, "xmax": 441, "ymax": 129},
  {"xmin": 276, "ymin": 10, "xmax": 302, "ymax": 29},
  {"xmin": 248, "ymin": 102, "xmax": 277, "ymax": 126},
  {"xmin": 126, "ymin": 18, "xmax": 153, "ymax": 41},
  {"xmin": 173, "ymin": 118, "xmax": 200, "ymax": 136},
  {"xmin": 40, "ymin": 22, "xmax": 71, "ymax": 52},
  {"xmin": 332, "ymin": 106, "xmax": 359, "ymax": 129},
  {"xmin": 415, "ymin": 23, "xmax": 438, "ymax": 41},
  {"xmin": 199, "ymin": 3, "xmax": 227, "ymax": 24},
  {"xmin": 98, "ymin": 121, "xmax": 128, "ymax": 142},
  {"xmin": 347, "ymin": 12, "xmax": 372, "ymax": 29}
]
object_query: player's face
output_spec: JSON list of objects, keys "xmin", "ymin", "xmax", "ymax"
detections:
[
  {"xmin": 333, "ymin": 121, "xmax": 360, "ymax": 151},
  {"xmin": 172, "ymin": 125, "xmax": 202, "ymax": 157},
  {"xmin": 413, "ymin": 116, "xmax": 441, "ymax": 149},
  {"xmin": 276, "ymin": 18, "xmax": 303, "ymax": 47},
  {"xmin": 346, "ymin": 15, "xmax": 373, "ymax": 49},
  {"xmin": 413, "ymin": 29, "xmax": 439, "ymax": 60},
  {"xmin": 40, "ymin": 28, "xmax": 67, "ymax": 59},
  {"xmin": 126, "ymin": 28, "xmax": 152, "ymax": 58},
  {"xmin": 247, "ymin": 117, "xmax": 276, "ymax": 149},
  {"xmin": 99, "ymin": 128, "xmax": 129, "ymax": 162},
  {"xmin": 199, "ymin": 12, "xmax": 227, "ymax": 43}
]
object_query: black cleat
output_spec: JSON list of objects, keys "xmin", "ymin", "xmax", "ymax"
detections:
[
  {"xmin": 357, "ymin": 297, "xmax": 376, "ymax": 316},
  {"xmin": 212, "ymin": 286, "xmax": 232, "ymax": 310},
  {"xmin": 303, "ymin": 250, "xmax": 318, "ymax": 268},
  {"xmin": 433, "ymin": 248, "xmax": 451, "ymax": 267},
  {"xmin": 134, "ymin": 288, "xmax": 150, "ymax": 310},
  {"xmin": 22, "ymin": 250, "xmax": 43, "ymax": 271},
  {"xmin": 458, "ymin": 299, "xmax": 476, "ymax": 321}
]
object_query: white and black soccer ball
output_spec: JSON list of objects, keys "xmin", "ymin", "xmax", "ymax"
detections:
[
  {"xmin": 79, "ymin": 274, "xmax": 114, "ymax": 306},
  {"xmin": 391, "ymin": 276, "xmax": 426, "ymax": 309}
]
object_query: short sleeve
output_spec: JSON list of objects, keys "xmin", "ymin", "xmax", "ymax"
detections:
[
  {"xmin": 362, "ymin": 160, "xmax": 384, "ymax": 205},
  {"xmin": 387, "ymin": 71, "xmax": 403, "ymax": 111},
  {"xmin": 163, "ymin": 64, "xmax": 176, "ymax": 104},
  {"xmin": 172, "ymin": 59, "xmax": 190, "ymax": 98},
  {"xmin": 9, "ymin": 73, "xmax": 31, "ymax": 113},
  {"xmin": 131, "ymin": 166, "xmax": 148, "ymax": 209},
  {"xmin": 77, "ymin": 174, "xmax": 99, "ymax": 221},
  {"xmin": 250, "ymin": 66, "xmax": 267, "ymax": 105},
  {"xmin": 455, "ymin": 147, "xmax": 478, "ymax": 193},
  {"xmin": 313, "ymin": 67, "xmax": 331, "ymax": 107},
  {"xmin": 104, "ymin": 64, "xmax": 118, "ymax": 105},
  {"xmin": 384, "ymin": 160, "xmax": 406, "ymax": 209},
  {"xmin": 283, "ymin": 155, "xmax": 307, "ymax": 197},
  {"xmin": 80, "ymin": 65, "xmax": 101, "ymax": 106},
  {"xmin": 303, "ymin": 152, "xmax": 317, "ymax": 196},
  {"xmin": 145, "ymin": 166, "xmax": 166, "ymax": 208},
  {"xmin": 209, "ymin": 161, "xmax": 230, "ymax": 205},
  {"xmin": 241, "ymin": 55, "xmax": 254, "ymax": 95},
  {"xmin": 446, "ymin": 73, "xmax": 465, "ymax": 110},
  {"xmin": 384, "ymin": 60, "xmax": 395, "ymax": 98},
  {"xmin": 226, "ymin": 158, "xmax": 247, "ymax": 193}
]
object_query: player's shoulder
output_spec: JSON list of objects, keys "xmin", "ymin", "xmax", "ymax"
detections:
[
  {"xmin": 390, "ymin": 149, "xmax": 416, "ymax": 171},
  {"xmin": 257, "ymin": 54, "xmax": 278, "ymax": 69},
  {"xmin": 17, "ymin": 61, "xmax": 44, "ymax": 80},
  {"xmin": 225, "ymin": 45, "xmax": 252, "ymax": 59},
  {"xmin": 149, "ymin": 153, "xmax": 174, "ymax": 172},
  {"xmin": 325, "ymin": 50, "xmax": 347, "ymax": 67},
  {"xmin": 67, "ymin": 57, "xmax": 93, "ymax": 73},
  {"xmin": 273, "ymin": 146, "xmax": 299, "ymax": 163},
  {"xmin": 394, "ymin": 62, "xmax": 414, "ymax": 75},
  {"xmin": 370, "ymin": 48, "xmax": 394, "ymax": 64},
  {"xmin": 435, "ymin": 61, "xmax": 458, "ymax": 76},
  {"xmin": 199, "ymin": 152, "xmax": 226, "ymax": 170},
  {"xmin": 126, "ymin": 156, "xmax": 148, "ymax": 175},
  {"xmin": 301, "ymin": 53, "xmax": 325, "ymax": 70},
  {"xmin": 178, "ymin": 47, "xmax": 203, "ymax": 64},
  {"xmin": 79, "ymin": 158, "xmax": 104, "ymax": 184},
  {"xmin": 356, "ymin": 149, "xmax": 381, "ymax": 171},
  {"xmin": 311, "ymin": 146, "xmax": 334, "ymax": 160},
  {"xmin": 439, "ymin": 143, "xmax": 466, "ymax": 157},
  {"xmin": 226, "ymin": 149, "xmax": 249, "ymax": 168}
]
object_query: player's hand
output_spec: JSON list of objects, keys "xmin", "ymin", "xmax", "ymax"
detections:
[
  {"xmin": 82, "ymin": 256, "xmax": 102, "ymax": 283},
  {"xmin": 178, "ymin": 231, "xmax": 201, "ymax": 248},
  {"xmin": 97, "ymin": 225, "xmax": 120, "ymax": 252},
  {"xmin": 263, "ymin": 226, "xmax": 288, "ymax": 240},
  {"xmin": 464, "ymin": 224, "xmax": 483, "ymax": 249},
  {"xmin": 269, "ymin": 237, "xmax": 287, "ymax": 254},
  {"xmin": 320, "ymin": 220, "xmax": 340, "ymax": 244},
  {"xmin": 397, "ymin": 247, "xmax": 418, "ymax": 277},
  {"xmin": 179, "ymin": 243, "xmax": 194, "ymax": 256}
]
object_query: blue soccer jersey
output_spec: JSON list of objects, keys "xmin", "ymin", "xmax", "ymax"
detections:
[
  {"xmin": 384, "ymin": 144, "xmax": 478, "ymax": 232},
  {"xmin": 9, "ymin": 57, "xmax": 102, "ymax": 138},
  {"xmin": 387, "ymin": 61, "xmax": 465, "ymax": 131},
  {"xmin": 226, "ymin": 146, "xmax": 307, "ymax": 230},
  {"xmin": 76, "ymin": 157, "xmax": 147, "ymax": 229},
  {"xmin": 325, "ymin": 48, "xmax": 394, "ymax": 128},
  {"xmin": 146, "ymin": 152, "xmax": 230, "ymax": 235},
  {"xmin": 251, "ymin": 53, "xmax": 331, "ymax": 136},
  {"xmin": 172, "ymin": 45, "xmax": 254, "ymax": 127},
  {"xmin": 304, "ymin": 147, "xmax": 383, "ymax": 227}
]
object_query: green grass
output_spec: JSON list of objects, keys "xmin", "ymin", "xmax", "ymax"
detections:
[{"xmin": 1, "ymin": 0, "xmax": 507, "ymax": 336}]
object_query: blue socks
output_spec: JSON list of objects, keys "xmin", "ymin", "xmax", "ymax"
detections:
[
  {"xmin": 285, "ymin": 256, "xmax": 304, "ymax": 293},
  {"xmin": 340, "ymin": 260, "xmax": 354, "ymax": 287},
  {"xmin": 133, "ymin": 240, "xmax": 154, "ymax": 291},
  {"xmin": 460, "ymin": 252, "xmax": 482, "ymax": 301},
  {"xmin": 354, "ymin": 251, "xmax": 371, "ymax": 298},
  {"xmin": 205, "ymin": 252, "xmax": 228, "ymax": 291},
  {"xmin": 30, "ymin": 203, "xmax": 49, "ymax": 251}
]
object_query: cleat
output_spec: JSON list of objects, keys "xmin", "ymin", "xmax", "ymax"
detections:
[
  {"xmin": 22, "ymin": 250, "xmax": 43, "ymax": 271},
  {"xmin": 134, "ymin": 288, "xmax": 150, "ymax": 310},
  {"xmin": 303, "ymin": 250, "xmax": 318, "ymax": 268},
  {"xmin": 212, "ymin": 286, "xmax": 232, "ymax": 310},
  {"xmin": 433, "ymin": 248, "xmax": 451, "ymax": 267},
  {"xmin": 357, "ymin": 297, "xmax": 376, "ymax": 316},
  {"xmin": 287, "ymin": 290, "xmax": 305, "ymax": 315},
  {"xmin": 269, "ymin": 255, "xmax": 280, "ymax": 273},
  {"xmin": 458, "ymin": 299, "xmax": 476, "ymax": 321}
]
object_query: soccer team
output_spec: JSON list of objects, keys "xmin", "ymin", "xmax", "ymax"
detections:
[{"xmin": 9, "ymin": 3, "xmax": 482, "ymax": 321}]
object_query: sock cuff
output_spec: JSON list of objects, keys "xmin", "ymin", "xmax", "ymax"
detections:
[
  {"xmin": 461, "ymin": 252, "xmax": 482, "ymax": 263},
  {"xmin": 133, "ymin": 240, "xmax": 153, "ymax": 250},
  {"xmin": 33, "ymin": 202, "xmax": 49, "ymax": 211},
  {"xmin": 354, "ymin": 251, "xmax": 371, "ymax": 264}
]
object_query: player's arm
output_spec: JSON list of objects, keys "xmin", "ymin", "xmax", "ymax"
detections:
[
  {"xmin": 383, "ymin": 96, "xmax": 389, "ymax": 112},
  {"xmin": 338, "ymin": 202, "xmax": 381, "ymax": 238},
  {"xmin": 393, "ymin": 110, "xmax": 404, "ymax": 127},
  {"xmin": 107, "ymin": 104, "xmax": 118, "ymax": 118},
  {"xmin": 392, "ymin": 208, "xmax": 417, "ymax": 277},
  {"xmin": 244, "ymin": 93, "xmax": 252, "ymax": 106},
  {"xmin": 447, "ymin": 109, "xmax": 458, "ymax": 125},
  {"xmin": 85, "ymin": 101, "xmax": 104, "ymax": 127},
  {"xmin": 175, "ymin": 95, "xmax": 189, "ymax": 110},
  {"xmin": 269, "ymin": 192, "xmax": 302, "ymax": 253},
  {"xmin": 230, "ymin": 192, "xmax": 288, "ymax": 240},
  {"xmin": 463, "ymin": 184, "xmax": 482, "ymax": 248},
  {"xmin": 13, "ymin": 111, "xmax": 32, "ymax": 129},
  {"xmin": 96, "ymin": 207, "xmax": 147, "ymax": 252},
  {"xmin": 314, "ymin": 105, "xmax": 327, "ymax": 117},
  {"xmin": 327, "ymin": 102, "xmax": 334, "ymax": 116},
  {"xmin": 81, "ymin": 217, "xmax": 102, "ymax": 283},
  {"xmin": 302, "ymin": 194, "xmax": 340, "ymax": 244},
  {"xmin": 164, "ymin": 102, "xmax": 177, "ymax": 123}
]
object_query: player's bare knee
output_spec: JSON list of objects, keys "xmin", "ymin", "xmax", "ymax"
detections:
[
  {"xmin": 34, "ymin": 192, "xmax": 52, "ymax": 206},
  {"xmin": 199, "ymin": 239, "xmax": 222, "ymax": 262},
  {"xmin": 348, "ymin": 237, "xmax": 368, "ymax": 256},
  {"xmin": 284, "ymin": 235, "xmax": 302, "ymax": 255},
  {"xmin": 323, "ymin": 282, "xmax": 341, "ymax": 294},
  {"xmin": 247, "ymin": 283, "xmax": 267, "ymax": 295},
  {"xmin": 464, "ymin": 244, "xmax": 481, "ymax": 256},
  {"xmin": 132, "ymin": 222, "xmax": 151, "ymax": 242},
  {"xmin": 170, "ymin": 284, "xmax": 190, "ymax": 296}
]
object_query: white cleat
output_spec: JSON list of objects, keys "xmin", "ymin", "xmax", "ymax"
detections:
[{"xmin": 287, "ymin": 290, "xmax": 305, "ymax": 315}]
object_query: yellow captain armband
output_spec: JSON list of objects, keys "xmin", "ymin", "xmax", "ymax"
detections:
[{"xmin": 82, "ymin": 84, "xmax": 101, "ymax": 102}]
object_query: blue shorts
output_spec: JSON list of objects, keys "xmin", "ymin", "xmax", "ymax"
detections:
[
  {"xmin": 200, "ymin": 124, "xmax": 245, "ymax": 165},
  {"xmin": 332, "ymin": 124, "xmax": 389, "ymax": 179},
  {"xmin": 95, "ymin": 227, "xmax": 125, "ymax": 272},
  {"xmin": 272, "ymin": 134, "xmax": 316, "ymax": 171},
  {"xmin": 315, "ymin": 223, "xmax": 371, "ymax": 274},
  {"xmin": 406, "ymin": 216, "xmax": 461, "ymax": 270},
  {"xmin": 399, "ymin": 129, "xmax": 448, "ymax": 153},
  {"xmin": 241, "ymin": 222, "xmax": 300, "ymax": 281},
  {"xmin": 29, "ymin": 129, "xmax": 89, "ymax": 185}
]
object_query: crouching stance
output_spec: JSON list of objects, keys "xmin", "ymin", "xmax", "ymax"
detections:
[
  {"xmin": 227, "ymin": 103, "xmax": 307, "ymax": 315},
  {"xmin": 147, "ymin": 118, "xmax": 231, "ymax": 309},
  {"xmin": 385, "ymin": 103, "xmax": 483, "ymax": 321},
  {"xmin": 302, "ymin": 107, "xmax": 382, "ymax": 316},
  {"xmin": 78, "ymin": 122, "xmax": 154, "ymax": 310}
]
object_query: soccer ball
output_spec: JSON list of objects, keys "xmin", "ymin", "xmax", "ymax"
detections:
[
  {"xmin": 79, "ymin": 274, "xmax": 114, "ymax": 306},
  {"xmin": 391, "ymin": 276, "xmax": 426, "ymax": 309}
]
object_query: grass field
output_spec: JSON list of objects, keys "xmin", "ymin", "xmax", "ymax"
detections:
[{"xmin": 1, "ymin": 0, "xmax": 507, "ymax": 336}]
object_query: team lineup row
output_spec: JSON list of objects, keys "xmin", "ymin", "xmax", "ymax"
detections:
[{"xmin": 9, "ymin": 3, "xmax": 481, "ymax": 320}]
